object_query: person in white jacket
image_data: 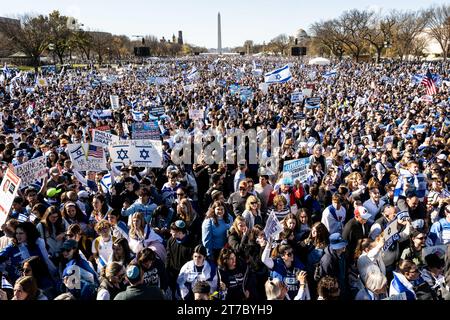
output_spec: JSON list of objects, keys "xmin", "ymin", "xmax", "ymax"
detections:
[
  {"xmin": 177, "ymin": 245, "xmax": 217, "ymax": 301},
  {"xmin": 357, "ymin": 235, "xmax": 386, "ymax": 283}
]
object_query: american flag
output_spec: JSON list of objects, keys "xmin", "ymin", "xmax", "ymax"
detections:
[
  {"xmin": 421, "ymin": 69, "xmax": 437, "ymax": 95},
  {"xmin": 88, "ymin": 144, "xmax": 104, "ymax": 159}
]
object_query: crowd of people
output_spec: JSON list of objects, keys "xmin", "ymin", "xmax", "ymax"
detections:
[{"xmin": 0, "ymin": 55, "xmax": 449, "ymax": 301}]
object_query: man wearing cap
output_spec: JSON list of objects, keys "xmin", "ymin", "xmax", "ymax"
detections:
[
  {"xmin": 319, "ymin": 233, "xmax": 348, "ymax": 299},
  {"xmin": 227, "ymin": 180, "xmax": 251, "ymax": 217},
  {"xmin": 46, "ymin": 167, "xmax": 66, "ymax": 190},
  {"xmin": 166, "ymin": 220, "xmax": 196, "ymax": 299},
  {"xmin": 342, "ymin": 206, "xmax": 373, "ymax": 262},
  {"xmin": 233, "ymin": 159, "xmax": 248, "ymax": 193},
  {"xmin": 114, "ymin": 264, "xmax": 165, "ymax": 300},
  {"xmin": 11, "ymin": 149, "xmax": 27, "ymax": 166}
]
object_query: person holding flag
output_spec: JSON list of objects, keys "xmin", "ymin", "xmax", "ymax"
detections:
[{"xmin": 421, "ymin": 69, "xmax": 437, "ymax": 96}]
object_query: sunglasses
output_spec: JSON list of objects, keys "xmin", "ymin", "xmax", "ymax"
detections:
[{"xmin": 250, "ymin": 202, "xmax": 258, "ymax": 205}]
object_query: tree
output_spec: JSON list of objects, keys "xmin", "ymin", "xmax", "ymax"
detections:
[
  {"xmin": 90, "ymin": 31, "xmax": 113, "ymax": 64},
  {"xmin": 364, "ymin": 13, "xmax": 397, "ymax": 63},
  {"xmin": 426, "ymin": 5, "xmax": 450, "ymax": 60},
  {"xmin": 48, "ymin": 10, "xmax": 73, "ymax": 64},
  {"xmin": 269, "ymin": 34, "xmax": 290, "ymax": 55},
  {"xmin": 338, "ymin": 9, "xmax": 372, "ymax": 62},
  {"xmin": 0, "ymin": 14, "xmax": 50, "ymax": 73},
  {"xmin": 71, "ymin": 29, "xmax": 93, "ymax": 60},
  {"xmin": 391, "ymin": 10, "xmax": 429, "ymax": 60},
  {"xmin": 309, "ymin": 20, "xmax": 346, "ymax": 59}
]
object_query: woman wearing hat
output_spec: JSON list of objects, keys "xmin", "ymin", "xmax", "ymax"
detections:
[
  {"xmin": 60, "ymin": 238, "xmax": 99, "ymax": 300},
  {"xmin": 177, "ymin": 245, "xmax": 217, "ymax": 301}
]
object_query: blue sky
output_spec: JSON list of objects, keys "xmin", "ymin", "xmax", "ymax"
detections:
[{"xmin": 0, "ymin": 1, "xmax": 447, "ymax": 48}]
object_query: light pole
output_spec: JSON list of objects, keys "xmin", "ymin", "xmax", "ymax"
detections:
[{"xmin": 48, "ymin": 43, "xmax": 55, "ymax": 65}]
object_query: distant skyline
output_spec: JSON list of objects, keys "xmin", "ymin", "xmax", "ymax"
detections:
[{"xmin": 0, "ymin": 1, "xmax": 448, "ymax": 48}]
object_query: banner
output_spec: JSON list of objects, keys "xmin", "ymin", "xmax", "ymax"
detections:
[
  {"xmin": 264, "ymin": 211, "xmax": 284, "ymax": 240},
  {"xmin": 110, "ymin": 95, "xmax": 119, "ymax": 110},
  {"xmin": 92, "ymin": 129, "xmax": 120, "ymax": 147},
  {"xmin": 282, "ymin": 157, "xmax": 311, "ymax": 183},
  {"xmin": 383, "ymin": 219, "xmax": 400, "ymax": 251},
  {"xmin": 291, "ymin": 92, "xmax": 304, "ymax": 104},
  {"xmin": 109, "ymin": 140, "xmax": 163, "ymax": 168},
  {"xmin": 305, "ymin": 97, "xmax": 321, "ymax": 109},
  {"xmin": 0, "ymin": 169, "xmax": 21, "ymax": 226},
  {"xmin": 67, "ymin": 143, "xmax": 107, "ymax": 172},
  {"xmin": 131, "ymin": 121, "xmax": 160, "ymax": 140},
  {"xmin": 13, "ymin": 156, "xmax": 47, "ymax": 187},
  {"xmin": 189, "ymin": 109, "xmax": 204, "ymax": 121},
  {"xmin": 149, "ymin": 105, "xmax": 165, "ymax": 117}
]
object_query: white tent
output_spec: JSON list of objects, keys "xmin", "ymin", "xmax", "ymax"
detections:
[{"xmin": 308, "ymin": 57, "xmax": 331, "ymax": 65}]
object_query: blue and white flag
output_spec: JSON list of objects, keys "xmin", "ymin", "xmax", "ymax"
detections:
[
  {"xmin": 239, "ymin": 87, "xmax": 253, "ymax": 103},
  {"xmin": 291, "ymin": 92, "xmax": 303, "ymax": 104},
  {"xmin": 2, "ymin": 63, "xmax": 11, "ymax": 79},
  {"xmin": 323, "ymin": 70, "xmax": 337, "ymax": 79},
  {"xmin": 264, "ymin": 65, "xmax": 292, "ymax": 84},
  {"xmin": 132, "ymin": 110, "xmax": 144, "ymax": 122},
  {"xmin": 187, "ymin": 67, "xmax": 199, "ymax": 81},
  {"xmin": 100, "ymin": 173, "xmax": 112, "ymax": 193},
  {"xmin": 252, "ymin": 61, "xmax": 263, "ymax": 76},
  {"xmin": 389, "ymin": 272, "xmax": 416, "ymax": 300},
  {"xmin": 411, "ymin": 74, "xmax": 424, "ymax": 85},
  {"xmin": 90, "ymin": 109, "xmax": 112, "ymax": 122}
]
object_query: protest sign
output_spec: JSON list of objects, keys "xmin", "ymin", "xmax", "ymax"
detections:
[
  {"xmin": 0, "ymin": 169, "xmax": 21, "ymax": 227},
  {"xmin": 149, "ymin": 105, "xmax": 165, "ymax": 117},
  {"xmin": 132, "ymin": 121, "xmax": 160, "ymax": 140},
  {"xmin": 282, "ymin": 157, "xmax": 311, "ymax": 183},
  {"xmin": 264, "ymin": 211, "xmax": 283, "ymax": 240},
  {"xmin": 13, "ymin": 156, "xmax": 47, "ymax": 187},
  {"xmin": 383, "ymin": 219, "xmax": 400, "ymax": 251},
  {"xmin": 383, "ymin": 135, "xmax": 394, "ymax": 146},
  {"xmin": 421, "ymin": 245, "xmax": 448, "ymax": 260},
  {"xmin": 305, "ymin": 97, "xmax": 321, "ymax": 109},
  {"xmin": 110, "ymin": 95, "xmax": 119, "ymax": 110},
  {"xmin": 68, "ymin": 143, "xmax": 107, "ymax": 172},
  {"xmin": 109, "ymin": 140, "xmax": 163, "ymax": 168},
  {"xmin": 291, "ymin": 92, "xmax": 304, "ymax": 104},
  {"xmin": 92, "ymin": 129, "xmax": 120, "ymax": 147},
  {"xmin": 189, "ymin": 109, "xmax": 204, "ymax": 121}
]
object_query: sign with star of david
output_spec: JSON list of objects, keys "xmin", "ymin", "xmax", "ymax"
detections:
[{"xmin": 109, "ymin": 140, "xmax": 162, "ymax": 168}]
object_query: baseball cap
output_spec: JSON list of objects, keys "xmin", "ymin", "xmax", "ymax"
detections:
[
  {"xmin": 329, "ymin": 233, "xmax": 348, "ymax": 250},
  {"xmin": 15, "ymin": 150, "xmax": 25, "ymax": 157},
  {"xmin": 47, "ymin": 187, "xmax": 62, "ymax": 198},
  {"xmin": 61, "ymin": 239, "xmax": 78, "ymax": 251},
  {"xmin": 354, "ymin": 206, "xmax": 371, "ymax": 220}
]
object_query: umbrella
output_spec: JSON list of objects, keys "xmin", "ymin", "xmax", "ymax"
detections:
[{"xmin": 308, "ymin": 57, "xmax": 331, "ymax": 66}]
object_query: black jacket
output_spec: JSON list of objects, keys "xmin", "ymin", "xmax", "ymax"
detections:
[
  {"xmin": 342, "ymin": 218, "xmax": 371, "ymax": 260},
  {"xmin": 114, "ymin": 284, "xmax": 165, "ymax": 300},
  {"xmin": 165, "ymin": 234, "xmax": 196, "ymax": 274}
]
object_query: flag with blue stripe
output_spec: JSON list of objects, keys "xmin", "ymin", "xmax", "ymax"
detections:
[
  {"xmin": 132, "ymin": 110, "xmax": 144, "ymax": 122},
  {"xmin": 187, "ymin": 67, "xmax": 199, "ymax": 81},
  {"xmin": 264, "ymin": 65, "xmax": 292, "ymax": 84},
  {"xmin": 322, "ymin": 70, "xmax": 337, "ymax": 79},
  {"xmin": 390, "ymin": 272, "xmax": 416, "ymax": 300},
  {"xmin": 100, "ymin": 173, "xmax": 112, "ymax": 193}
]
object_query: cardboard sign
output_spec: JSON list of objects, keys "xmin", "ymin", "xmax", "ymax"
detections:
[
  {"xmin": 109, "ymin": 140, "xmax": 163, "ymax": 168},
  {"xmin": 13, "ymin": 156, "xmax": 47, "ymax": 187},
  {"xmin": 67, "ymin": 143, "xmax": 107, "ymax": 172},
  {"xmin": 282, "ymin": 158, "xmax": 311, "ymax": 183},
  {"xmin": 131, "ymin": 121, "xmax": 160, "ymax": 141},
  {"xmin": 92, "ymin": 129, "xmax": 120, "ymax": 147},
  {"xmin": 110, "ymin": 95, "xmax": 120, "ymax": 110},
  {"xmin": 0, "ymin": 169, "xmax": 21, "ymax": 226},
  {"xmin": 264, "ymin": 211, "xmax": 284, "ymax": 240}
]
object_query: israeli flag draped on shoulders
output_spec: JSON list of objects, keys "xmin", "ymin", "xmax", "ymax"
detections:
[
  {"xmin": 100, "ymin": 173, "xmax": 113, "ymax": 194},
  {"xmin": 264, "ymin": 64, "xmax": 292, "ymax": 84},
  {"xmin": 389, "ymin": 272, "xmax": 416, "ymax": 300}
]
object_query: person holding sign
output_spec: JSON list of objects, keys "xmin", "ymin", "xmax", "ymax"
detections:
[{"xmin": 261, "ymin": 237, "xmax": 307, "ymax": 300}]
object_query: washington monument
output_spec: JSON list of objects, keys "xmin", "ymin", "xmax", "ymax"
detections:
[{"xmin": 218, "ymin": 12, "xmax": 222, "ymax": 54}]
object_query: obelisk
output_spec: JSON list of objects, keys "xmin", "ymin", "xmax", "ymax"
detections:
[{"xmin": 218, "ymin": 12, "xmax": 222, "ymax": 55}]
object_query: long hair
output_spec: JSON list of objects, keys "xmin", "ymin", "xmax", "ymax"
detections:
[
  {"xmin": 112, "ymin": 237, "xmax": 133, "ymax": 265},
  {"xmin": 206, "ymin": 201, "xmax": 229, "ymax": 226},
  {"xmin": 61, "ymin": 203, "xmax": 85, "ymax": 223},
  {"xmin": 281, "ymin": 213, "xmax": 299, "ymax": 233},
  {"xmin": 354, "ymin": 238, "xmax": 373, "ymax": 261},
  {"xmin": 14, "ymin": 276, "xmax": 39, "ymax": 300},
  {"xmin": 229, "ymin": 216, "xmax": 247, "ymax": 238},
  {"xmin": 14, "ymin": 222, "xmax": 40, "ymax": 250},
  {"xmin": 40, "ymin": 205, "xmax": 65, "ymax": 236},
  {"xmin": 305, "ymin": 222, "xmax": 329, "ymax": 248},
  {"xmin": 22, "ymin": 256, "xmax": 52, "ymax": 281},
  {"xmin": 129, "ymin": 212, "xmax": 146, "ymax": 240},
  {"xmin": 176, "ymin": 198, "xmax": 196, "ymax": 224}
]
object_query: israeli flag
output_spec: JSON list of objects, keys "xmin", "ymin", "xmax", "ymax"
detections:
[
  {"xmin": 187, "ymin": 67, "xmax": 199, "ymax": 81},
  {"xmin": 323, "ymin": 70, "xmax": 337, "ymax": 78},
  {"xmin": 100, "ymin": 173, "xmax": 113, "ymax": 193},
  {"xmin": 3, "ymin": 63, "xmax": 11, "ymax": 79},
  {"xmin": 264, "ymin": 65, "xmax": 292, "ymax": 84},
  {"xmin": 132, "ymin": 110, "xmax": 144, "ymax": 122},
  {"xmin": 389, "ymin": 272, "xmax": 416, "ymax": 300},
  {"xmin": 291, "ymin": 92, "xmax": 303, "ymax": 103},
  {"xmin": 411, "ymin": 74, "xmax": 423, "ymax": 85}
]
